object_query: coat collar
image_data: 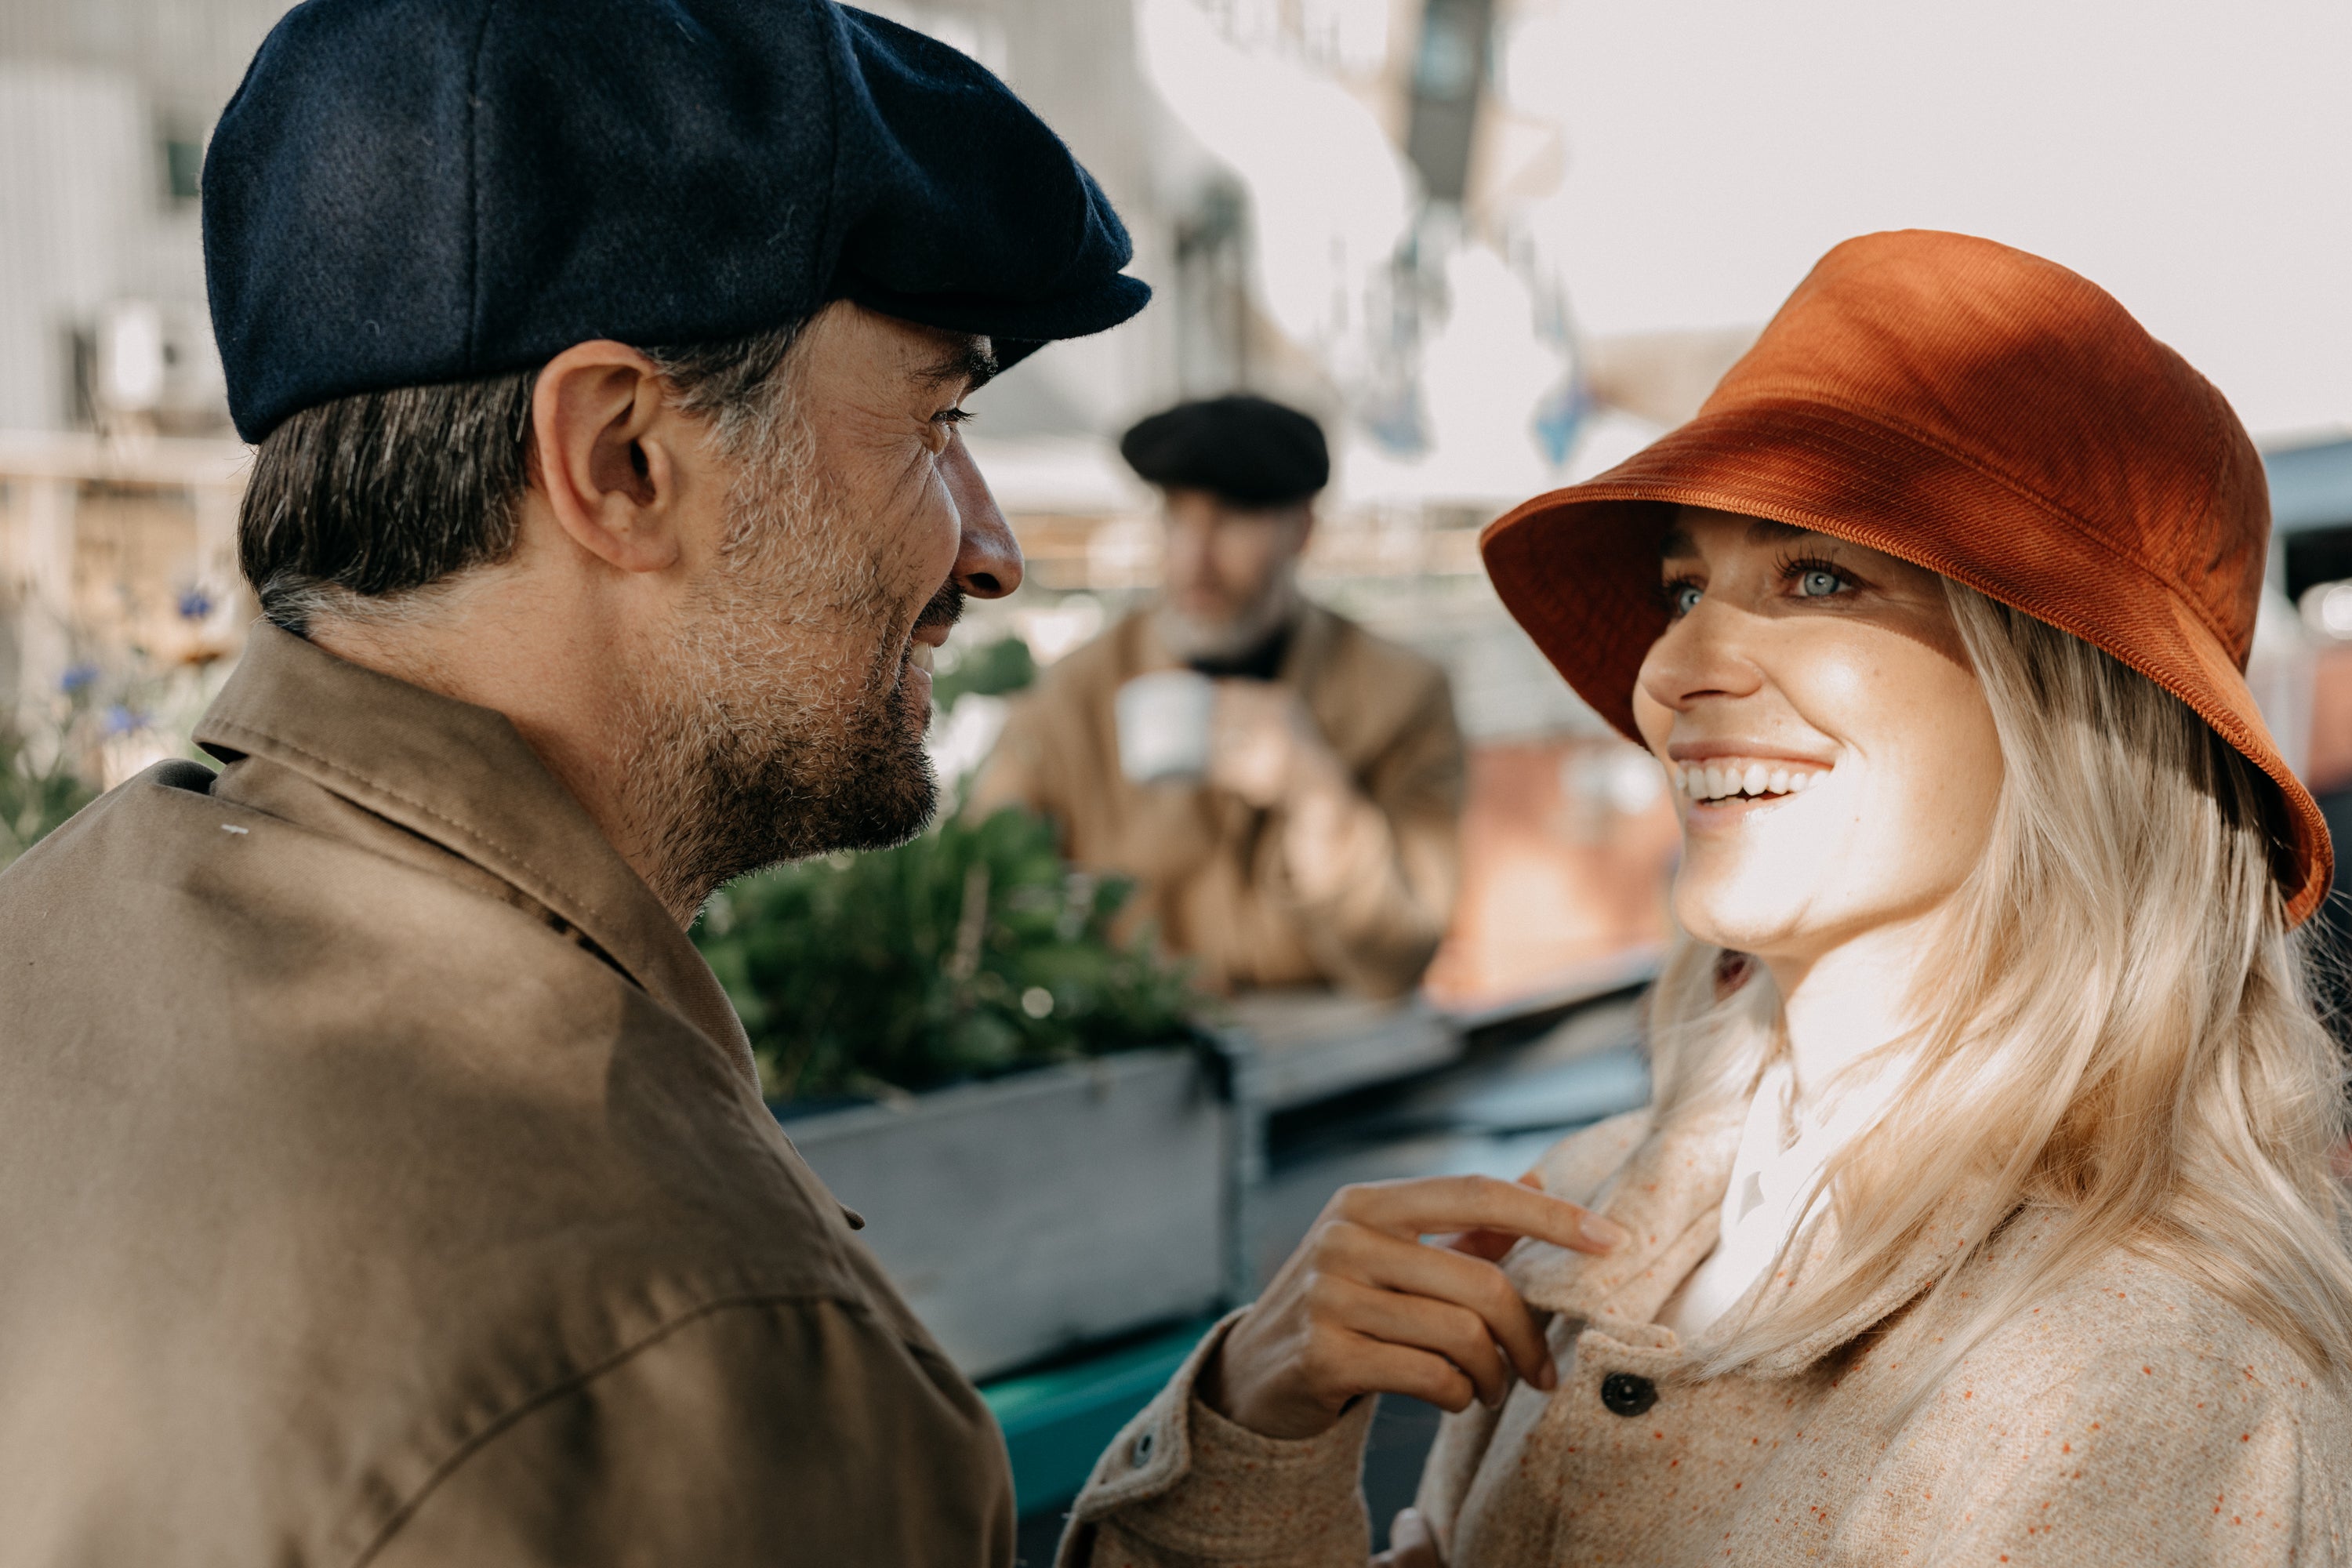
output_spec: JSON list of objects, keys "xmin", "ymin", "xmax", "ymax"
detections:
[
  {"xmin": 1504, "ymin": 1101, "xmax": 1991, "ymax": 1375},
  {"xmin": 194, "ymin": 622, "xmax": 757, "ymax": 1082},
  {"xmin": 1120, "ymin": 599, "xmax": 1337, "ymax": 688}
]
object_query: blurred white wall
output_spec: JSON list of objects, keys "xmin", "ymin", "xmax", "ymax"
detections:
[
  {"xmin": 1499, "ymin": 0, "xmax": 2352, "ymax": 438},
  {"xmin": 0, "ymin": 63, "xmax": 153, "ymax": 430}
]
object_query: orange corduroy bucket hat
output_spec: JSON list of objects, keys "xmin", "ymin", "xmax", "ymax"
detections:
[{"xmin": 1482, "ymin": 229, "xmax": 2331, "ymax": 924}]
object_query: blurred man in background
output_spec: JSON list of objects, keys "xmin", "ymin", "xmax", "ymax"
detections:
[{"xmin": 975, "ymin": 394, "xmax": 1465, "ymax": 998}]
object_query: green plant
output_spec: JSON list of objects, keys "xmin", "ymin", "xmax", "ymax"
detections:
[
  {"xmin": 0, "ymin": 720, "xmax": 99, "ymax": 867},
  {"xmin": 931, "ymin": 633, "xmax": 1036, "ymax": 710},
  {"xmin": 695, "ymin": 806, "xmax": 1201, "ymax": 1102}
]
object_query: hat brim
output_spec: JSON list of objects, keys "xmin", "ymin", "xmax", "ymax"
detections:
[
  {"xmin": 1481, "ymin": 399, "xmax": 2332, "ymax": 925},
  {"xmin": 845, "ymin": 274, "xmax": 1152, "ymax": 371}
]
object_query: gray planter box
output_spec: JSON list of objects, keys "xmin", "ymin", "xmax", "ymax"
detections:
[{"xmin": 779, "ymin": 1046, "xmax": 1237, "ymax": 1381}]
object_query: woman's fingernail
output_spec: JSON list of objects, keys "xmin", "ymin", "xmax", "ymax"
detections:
[
  {"xmin": 1536, "ymin": 1358, "xmax": 1559, "ymax": 1391},
  {"xmin": 1581, "ymin": 1214, "xmax": 1632, "ymax": 1250}
]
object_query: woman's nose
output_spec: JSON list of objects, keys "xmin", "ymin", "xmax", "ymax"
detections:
[
  {"xmin": 1637, "ymin": 603, "xmax": 1766, "ymax": 713},
  {"xmin": 940, "ymin": 430, "xmax": 1022, "ymax": 600}
]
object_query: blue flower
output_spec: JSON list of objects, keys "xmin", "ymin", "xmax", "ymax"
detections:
[
  {"xmin": 176, "ymin": 586, "xmax": 215, "ymax": 622},
  {"xmin": 101, "ymin": 705, "xmax": 147, "ymax": 735},
  {"xmin": 59, "ymin": 663, "xmax": 98, "ymax": 695}
]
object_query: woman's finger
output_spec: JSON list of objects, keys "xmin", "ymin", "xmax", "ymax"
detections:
[
  {"xmin": 1334, "ymin": 1174, "xmax": 1629, "ymax": 1254},
  {"xmin": 1444, "ymin": 1174, "xmax": 1550, "ymax": 1261},
  {"xmin": 1339, "ymin": 1332, "xmax": 1480, "ymax": 1414},
  {"xmin": 1324, "ymin": 1224, "xmax": 1557, "ymax": 1388},
  {"xmin": 1442, "ymin": 1227, "xmax": 1518, "ymax": 1262},
  {"xmin": 1312, "ymin": 1274, "xmax": 1513, "ymax": 1408}
]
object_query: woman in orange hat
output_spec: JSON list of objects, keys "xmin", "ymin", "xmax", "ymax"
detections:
[{"xmin": 1061, "ymin": 231, "xmax": 2352, "ymax": 1566}]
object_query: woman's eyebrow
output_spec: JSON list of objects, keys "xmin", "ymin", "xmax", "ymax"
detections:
[
  {"xmin": 1661, "ymin": 529, "xmax": 1699, "ymax": 561},
  {"xmin": 1744, "ymin": 519, "xmax": 1809, "ymax": 545}
]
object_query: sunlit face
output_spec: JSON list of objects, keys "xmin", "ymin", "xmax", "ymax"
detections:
[
  {"xmin": 629, "ymin": 303, "xmax": 1013, "ymax": 891},
  {"xmin": 1632, "ymin": 508, "xmax": 2005, "ymax": 965}
]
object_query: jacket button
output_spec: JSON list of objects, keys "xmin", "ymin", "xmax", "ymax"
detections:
[
  {"xmin": 1599, "ymin": 1372, "xmax": 1657, "ymax": 1417},
  {"xmin": 1131, "ymin": 1428, "xmax": 1156, "ymax": 1464}
]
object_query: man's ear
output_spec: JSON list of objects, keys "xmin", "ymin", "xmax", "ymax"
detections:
[{"xmin": 528, "ymin": 339, "xmax": 688, "ymax": 574}]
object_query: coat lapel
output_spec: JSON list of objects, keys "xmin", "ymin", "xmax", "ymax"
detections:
[
  {"xmin": 1504, "ymin": 1098, "xmax": 2002, "ymax": 1374},
  {"xmin": 1505, "ymin": 1104, "xmax": 1741, "ymax": 1327}
]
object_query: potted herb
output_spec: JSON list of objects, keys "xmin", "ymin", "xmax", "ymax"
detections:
[{"xmin": 695, "ymin": 806, "xmax": 1237, "ymax": 1379}]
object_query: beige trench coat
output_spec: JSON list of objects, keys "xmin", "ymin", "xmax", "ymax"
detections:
[
  {"xmin": 0, "ymin": 625, "xmax": 1014, "ymax": 1565},
  {"xmin": 970, "ymin": 604, "xmax": 1464, "ymax": 999},
  {"xmin": 1065, "ymin": 1108, "xmax": 2352, "ymax": 1566}
]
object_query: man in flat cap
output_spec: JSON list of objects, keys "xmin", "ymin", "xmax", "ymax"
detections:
[
  {"xmin": 0, "ymin": 1, "xmax": 1131, "ymax": 1559},
  {"xmin": 975, "ymin": 395, "xmax": 1465, "ymax": 999}
]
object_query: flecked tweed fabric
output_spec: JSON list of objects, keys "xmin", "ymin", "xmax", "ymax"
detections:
[
  {"xmin": 1476, "ymin": 230, "xmax": 2331, "ymax": 924},
  {"xmin": 1063, "ymin": 1109, "xmax": 2352, "ymax": 1566}
]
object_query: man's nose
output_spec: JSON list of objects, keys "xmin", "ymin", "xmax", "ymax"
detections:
[{"xmin": 941, "ymin": 430, "xmax": 1022, "ymax": 599}]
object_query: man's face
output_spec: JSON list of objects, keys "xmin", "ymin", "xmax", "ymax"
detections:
[
  {"xmin": 1158, "ymin": 488, "xmax": 1309, "ymax": 661},
  {"xmin": 628, "ymin": 303, "xmax": 1015, "ymax": 899}
]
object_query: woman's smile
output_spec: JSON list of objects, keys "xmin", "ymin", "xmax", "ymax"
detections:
[{"xmin": 1668, "ymin": 753, "xmax": 1835, "ymax": 806}]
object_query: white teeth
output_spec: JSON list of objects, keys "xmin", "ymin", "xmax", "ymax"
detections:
[
  {"xmin": 911, "ymin": 642, "xmax": 936, "ymax": 672},
  {"xmin": 1671, "ymin": 759, "xmax": 1828, "ymax": 801}
]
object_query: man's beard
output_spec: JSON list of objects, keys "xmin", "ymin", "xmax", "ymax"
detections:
[
  {"xmin": 1156, "ymin": 564, "xmax": 1301, "ymax": 664},
  {"xmin": 620, "ymin": 428, "xmax": 956, "ymax": 915}
]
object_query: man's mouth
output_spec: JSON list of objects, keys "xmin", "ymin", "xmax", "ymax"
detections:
[{"xmin": 1672, "ymin": 757, "xmax": 1829, "ymax": 804}]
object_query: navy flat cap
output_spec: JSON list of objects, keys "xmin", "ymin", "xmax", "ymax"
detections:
[
  {"xmin": 1120, "ymin": 395, "xmax": 1330, "ymax": 507},
  {"xmin": 204, "ymin": 0, "xmax": 1150, "ymax": 442}
]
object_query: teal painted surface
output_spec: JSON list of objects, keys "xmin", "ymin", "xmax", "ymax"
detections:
[
  {"xmin": 982, "ymin": 1319, "xmax": 1217, "ymax": 1516},
  {"xmin": 2267, "ymin": 438, "xmax": 2352, "ymax": 532}
]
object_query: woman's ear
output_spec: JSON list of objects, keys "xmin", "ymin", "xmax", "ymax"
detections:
[{"xmin": 528, "ymin": 339, "xmax": 688, "ymax": 574}]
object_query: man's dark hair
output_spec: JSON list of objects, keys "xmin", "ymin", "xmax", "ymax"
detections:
[{"xmin": 238, "ymin": 324, "xmax": 804, "ymax": 633}]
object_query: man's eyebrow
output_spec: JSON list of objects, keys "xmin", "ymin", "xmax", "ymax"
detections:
[{"xmin": 914, "ymin": 335, "xmax": 999, "ymax": 395}]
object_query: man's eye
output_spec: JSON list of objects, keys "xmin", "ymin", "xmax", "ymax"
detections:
[{"xmin": 935, "ymin": 408, "xmax": 975, "ymax": 426}]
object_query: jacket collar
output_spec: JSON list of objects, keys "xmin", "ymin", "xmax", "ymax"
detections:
[
  {"xmin": 194, "ymin": 622, "xmax": 757, "ymax": 1081},
  {"xmin": 1122, "ymin": 599, "xmax": 1335, "ymax": 686},
  {"xmin": 1504, "ymin": 1102, "xmax": 1991, "ymax": 1375}
]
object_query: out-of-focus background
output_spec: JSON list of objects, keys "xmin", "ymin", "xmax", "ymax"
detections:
[{"xmin": 5, "ymin": 0, "xmax": 2352, "ymax": 1555}]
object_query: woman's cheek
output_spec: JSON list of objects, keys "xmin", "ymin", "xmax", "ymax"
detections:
[{"xmin": 1631, "ymin": 688, "xmax": 1675, "ymax": 758}]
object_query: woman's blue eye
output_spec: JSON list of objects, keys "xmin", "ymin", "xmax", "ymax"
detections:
[
  {"xmin": 1795, "ymin": 568, "xmax": 1844, "ymax": 597},
  {"xmin": 1669, "ymin": 583, "xmax": 1703, "ymax": 615}
]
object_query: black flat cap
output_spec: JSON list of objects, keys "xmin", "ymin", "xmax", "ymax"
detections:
[
  {"xmin": 1120, "ymin": 395, "xmax": 1330, "ymax": 507},
  {"xmin": 204, "ymin": 0, "xmax": 1150, "ymax": 442}
]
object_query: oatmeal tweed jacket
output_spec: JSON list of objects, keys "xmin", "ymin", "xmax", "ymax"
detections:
[{"xmin": 1062, "ymin": 1107, "xmax": 2352, "ymax": 1566}]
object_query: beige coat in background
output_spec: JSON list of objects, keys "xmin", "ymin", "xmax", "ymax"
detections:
[
  {"xmin": 1065, "ymin": 1108, "xmax": 2352, "ymax": 1566},
  {"xmin": 971, "ymin": 603, "xmax": 1465, "ymax": 999}
]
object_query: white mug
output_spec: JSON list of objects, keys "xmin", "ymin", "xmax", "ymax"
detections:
[{"xmin": 1114, "ymin": 670, "xmax": 1216, "ymax": 784}]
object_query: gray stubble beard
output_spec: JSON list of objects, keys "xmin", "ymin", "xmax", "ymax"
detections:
[{"xmin": 623, "ymin": 418, "xmax": 942, "ymax": 916}]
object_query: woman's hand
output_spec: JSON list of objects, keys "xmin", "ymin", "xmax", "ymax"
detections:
[{"xmin": 1201, "ymin": 1174, "xmax": 1628, "ymax": 1439}]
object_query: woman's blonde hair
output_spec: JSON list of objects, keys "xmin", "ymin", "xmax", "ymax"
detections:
[{"xmin": 1649, "ymin": 581, "xmax": 2352, "ymax": 1399}]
